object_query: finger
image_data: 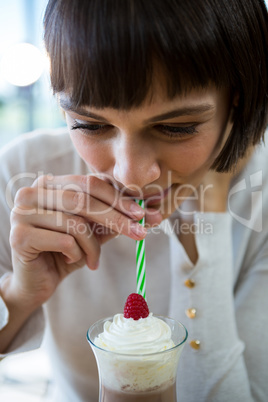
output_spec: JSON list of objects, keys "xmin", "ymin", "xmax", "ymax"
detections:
[
  {"xmin": 14, "ymin": 188, "xmax": 147, "ymax": 240},
  {"xmin": 10, "ymin": 225, "xmax": 84, "ymax": 265},
  {"xmin": 144, "ymin": 208, "xmax": 163, "ymax": 227},
  {"xmin": 33, "ymin": 174, "xmax": 145, "ymax": 220},
  {"xmin": 11, "ymin": 208, "xmax": 101, "ymax": 269}
]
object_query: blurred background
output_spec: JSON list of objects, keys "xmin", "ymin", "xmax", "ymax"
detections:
[
  {"xmin": 0, "ymin": 0, "xmax": 65, "ymax": 149},
  {"xmin": 0, "ymin": 2, "xmax": 59, "ymax": 401}
]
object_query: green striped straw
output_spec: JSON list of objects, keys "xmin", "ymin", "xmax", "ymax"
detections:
[{"xmin": 136, "ymin": 199, "xmax": 146, "ymax": 299}]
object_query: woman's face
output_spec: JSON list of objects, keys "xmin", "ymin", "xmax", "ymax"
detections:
[{"xmin": 61, "ymin": 84, "xmax": 233, "ymax": 219}]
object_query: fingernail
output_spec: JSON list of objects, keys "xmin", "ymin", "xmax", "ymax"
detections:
[
  {"xmin": 129, "ymin": 203, "xmax": 145, "ymax": 219},
  {"xmin": 87, "ymin": 258, "xmax": 99, "ymax": 270},
  {"xmin": 93, "ymin": 260, "xmax": 100, "ymax": 270},
  {"xmin": 130, "ymin": 223, "xmax": 147, "ymax": 238}
]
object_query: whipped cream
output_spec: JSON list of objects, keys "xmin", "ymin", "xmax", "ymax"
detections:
[
  {"xmin": 91, "ymin": 314, "xmax": 185, "ymax": 393},
  {"xmin": 94, "ymin": 313, "xmax": 175, "ymax": 354}
]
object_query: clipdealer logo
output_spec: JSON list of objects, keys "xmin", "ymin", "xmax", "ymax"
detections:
[
  {"xmin": 228, "ymin": 170, "xmax": 262, "ymax": 232},
  {"xmin": 5, "ymin": 170, "xmax": 263, "ymax": 234}
]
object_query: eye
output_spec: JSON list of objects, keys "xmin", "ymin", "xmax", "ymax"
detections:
[
  {"xmin": 71, "ymin": 121, "xmax": 109, "ymax": 135},
  {"xmin": 156, "ymin": 124, "xmax": 198, "ymax": 139}
]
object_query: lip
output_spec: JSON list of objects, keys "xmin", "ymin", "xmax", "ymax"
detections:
[
  {"xmin": 145, "ymin": 187, "xmax": 171, "ymax": 206},
  {"xmin": 121, "ymin": 186, "xmax": 172, "ymax": 205}
]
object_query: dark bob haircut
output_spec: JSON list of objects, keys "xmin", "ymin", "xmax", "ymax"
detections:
[{"xmin": 44, "ymin": 0, "xmax": 268, "ymax": 172}]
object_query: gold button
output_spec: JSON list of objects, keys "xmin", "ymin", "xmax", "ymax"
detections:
[
  {"xmin": 185, "ymin": 308, "xmax": 197, "ymax": 318},
  {"xmin": 184, "ymin": 279, "xmax": 195, "ymax": 288},
  {"xmin": 190, "ymin": 340, "xmax": 201, "ymax": 350}
]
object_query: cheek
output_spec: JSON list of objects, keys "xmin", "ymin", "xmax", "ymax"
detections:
[
  {"xmin": 69, "ymin": 133, "xmax": 112, "ymax": 171},
  {"xmin": 168, "ymin": 137, "xmax": 218, "ymax": 177}
]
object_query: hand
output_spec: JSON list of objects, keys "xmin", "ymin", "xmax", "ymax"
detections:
[{"xmin": 9, "ymin": 174, "xmax": 162, "ymax": 308}]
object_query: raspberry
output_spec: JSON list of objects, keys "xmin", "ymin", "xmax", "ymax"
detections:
[{"xmin": 123, "ymin": 293, "xmax": 149, "ymax": 320}]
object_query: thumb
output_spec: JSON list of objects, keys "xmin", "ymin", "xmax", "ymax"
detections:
[{"xmin": 144, "ymin": 208, "xmax": 163, "ymax": 227}]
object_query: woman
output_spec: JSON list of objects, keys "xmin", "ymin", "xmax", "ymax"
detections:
[{"xmin": 0, "ymin": 0, "xmax": 268, "ymax": 400}]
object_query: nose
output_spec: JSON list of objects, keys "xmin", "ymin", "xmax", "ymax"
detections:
[{"xmin": 113, "ymin": 136, "xmax": 161, "ymax": 190}]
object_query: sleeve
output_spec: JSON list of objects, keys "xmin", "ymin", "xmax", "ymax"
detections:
[
  {"xmin": 0, "ymin": 141, "xmax": 45, "ymax": 357},
  {"xmin": 172, "ymin": 212, "xmax": 256, "ymax": 402}
]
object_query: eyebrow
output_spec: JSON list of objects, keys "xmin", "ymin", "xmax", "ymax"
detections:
[
  {"xmin": 59, "ymin": 98, "xmax": 110, "ymax": 122},
  {"xmin": 145, "ymin": 104, "xmax": 215, "ymax": 123},
  {"xmin": 59, "ymin": 97, "xmax": 215, "ymax": 123}
]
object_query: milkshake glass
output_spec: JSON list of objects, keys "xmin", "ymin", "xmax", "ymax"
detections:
[{"xmin": 87, "ymin": 316, "xmax": 188, "ymax": 402}]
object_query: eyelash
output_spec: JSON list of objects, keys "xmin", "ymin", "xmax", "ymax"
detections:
[
  {"xmin": 157, "ymin": 124, "xmax": 197, "ymax": 138},
  {"xmin": 71, "ymin": 122, "xmax": 107, "ymax": 135},
  {"xmin": 70, "ymin": 122, "xmax": 198, "ymax": 139}
]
